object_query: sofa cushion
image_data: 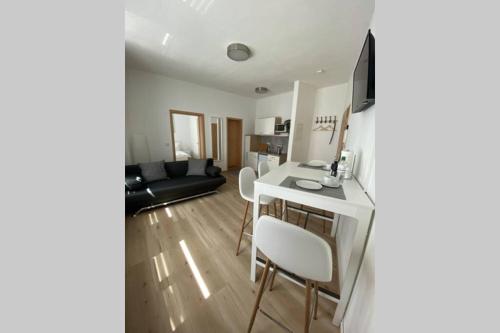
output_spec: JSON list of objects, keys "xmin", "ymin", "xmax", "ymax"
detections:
[
  {"xmin": 165, "ymin": 160, "xmax": 188, "ymax": 178},
  {"xmin": 125, "ymin": 164, "xmax": 142, "ymax": 177},
  {"xmin": 206, "ymin": 165, "xmax": 221, "ymax": 177},
  {"xmin": 186, "ymin": 159, "xmax": 208, "ymax": 176},
  {"xmin": 139, "ymin": 161, "xmax": 168, "ymax": 182}
]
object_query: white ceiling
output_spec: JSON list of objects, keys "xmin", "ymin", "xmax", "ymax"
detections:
[{"xmin": 125, "ymin": 0, "xmax": 374, "ymax": 98}]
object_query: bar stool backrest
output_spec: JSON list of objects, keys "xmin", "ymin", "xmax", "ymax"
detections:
[
  {"xmin": 239, "ymin": 167, "xmax": 256, "ymax": 202},
  {"xmin": 255, "ymin": 215, "xmax": 333, "ymax": 282},
  {"xmin": 258, "ymin": 161, "xmax": 270, "ymax": 178}
]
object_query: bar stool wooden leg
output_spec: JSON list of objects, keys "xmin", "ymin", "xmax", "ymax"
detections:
[
  {"xmin": 322, "ymin": 210, "xmax": 326, "ymax": 233},
  {"xmin": 268, "ymin": 263, "xmax": 278, "ymax": 291},
  {"xmin": 313, "ymin": 282, "xmax": 319, "ymax": 320},
  {"xmin": 247, "ymin": 259, "xmax": 272, "ymax": 333},
  {"xmin": 280, "ymin": 200, "xmax": 284, "ymax": 220},
  {"xmin": 273, "ymin": 201, "xmax": 277, "ymax": 218},
  {"xmin": 296, "ymin": 204, "xmax": 304, "ymax": 226},
  {"xmin": 305, "ymin": 280, "xmax": 312, "ymax": 333},
  {"xmin": 236, "ymin": 201, "xmax": 250, "ymax": 256},
  {"xmin": 303, "ymin": 212, "xmax": 310, "ymax": 229},
  {"xmin": 266, "ymin": 204, "xmax": 269, "ymax": 215}
]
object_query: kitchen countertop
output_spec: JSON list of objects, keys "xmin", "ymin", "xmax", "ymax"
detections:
[{"xmin": 252, "ymin": 151, "xmax": 287, "ymax": 157}]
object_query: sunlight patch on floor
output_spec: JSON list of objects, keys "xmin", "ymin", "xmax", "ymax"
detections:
[{"xmin": 179, "ymin": 240, "xmax": 210, "ymax": 299}]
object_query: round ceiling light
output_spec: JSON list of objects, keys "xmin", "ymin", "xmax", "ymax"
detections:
[
  {"xmin": 255, "ymin": 87, "xmax": 269, "ymax": 94},
  {"xmin": 227, "ymin": 43, "xmax": 251, "ymax": 61}
]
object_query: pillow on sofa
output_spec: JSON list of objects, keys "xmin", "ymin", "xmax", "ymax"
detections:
[
  {"xmin": 139, "ymin": 161, "xmax": 168, "ymax": 182},
  {"xmin": 125, "ymin": 175, "xmax": 144, "ymax": 191},
  {"xmin": 206, "ymin": 165, "xmax": 221, "ymax": 177},
  {"xmin": 186, "ymin": 159, "xmax": 207, "ymax": 176}
]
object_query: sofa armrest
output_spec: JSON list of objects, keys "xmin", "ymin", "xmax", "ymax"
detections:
[
  {"xmin": 125, "ymin": 175, "xmax": 144, "ymax": 191},
  {"xmin": 206, "ymin": 165, "xmax": 221, "ymax": 177}
]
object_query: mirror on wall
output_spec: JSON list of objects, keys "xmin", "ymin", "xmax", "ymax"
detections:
[
  {"xmin": 170, "ymin": 110, "xmax": 206, "ymax": 161},
  {"xmin": 210, "ymin": 117, "xmax": 223, "ymax": 161}
]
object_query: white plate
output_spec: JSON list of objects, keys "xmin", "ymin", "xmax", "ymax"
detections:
[
  {"xmin": 296, "ymin": 180, "xmax": 323, "ymax": 190},
  {"xmin": 307, "ymin": 160, "xmax": 326, "ymax": 167}
]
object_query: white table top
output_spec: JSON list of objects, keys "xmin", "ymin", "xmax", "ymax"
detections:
[{"xmin": 255, "ymin": 161, "xmax": 374, "ymax": 210}]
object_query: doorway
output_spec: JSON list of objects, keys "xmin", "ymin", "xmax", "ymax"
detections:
[
  {"xmin": 169, "ymin": 110, "xmax": 206, "ymax": 161},
  {"xmin": 226, "ymin": 117, "xmax": 243, "ymax": 170}
]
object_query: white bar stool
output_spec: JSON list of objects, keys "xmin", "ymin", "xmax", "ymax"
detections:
[
  {"xmin": 236, "ymin": 167, "xmax": 275, "ymax": 256},
  {"xmin": 257, "ymin": 161, "xmax": 280, "ymax": 218},
  {"xmin": 247, "ymin": 215, "xmax": 333, "ymax": 333}
]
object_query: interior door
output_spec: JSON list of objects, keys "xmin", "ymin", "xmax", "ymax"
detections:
[{"xmin": 227, "ymin": 118, "xmax": 243, "ymax": 170}]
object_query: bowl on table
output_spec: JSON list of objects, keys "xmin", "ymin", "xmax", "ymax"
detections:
[
  {"xmin": 306, "ymin": 160, "xmax": 327, "ymax": 167},
  {"xmin": 320, "ymin": 175, "xmax": 340, "ymax": 188}
]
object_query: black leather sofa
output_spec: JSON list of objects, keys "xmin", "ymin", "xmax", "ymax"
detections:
[{"xmin": 125, "ymin": 158, "xmax": 226, "ymax": 215}]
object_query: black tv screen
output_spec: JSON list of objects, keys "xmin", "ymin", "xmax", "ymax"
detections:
[{"xmin": 352, "ymin": 30, "xmax": 375, "ymax": 113}]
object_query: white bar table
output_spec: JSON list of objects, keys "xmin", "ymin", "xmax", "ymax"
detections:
[{"xmin": 251, "ymin": 161, "xmax": 374, "ymax": 326}]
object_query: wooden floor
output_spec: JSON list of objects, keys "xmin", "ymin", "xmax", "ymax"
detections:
[{"xmin": 126, "ymin": 171, "xmax": 341, "ymax": 333}]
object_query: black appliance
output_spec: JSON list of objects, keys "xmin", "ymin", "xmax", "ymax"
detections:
[
  {"xmin": 274, "ymin": 123, "xmax": 287, "ymax": 134},
  {"xmin": 283, "ymin": 119, "xmax": 291, "ymax": 133},
  {"xmin": 352, "ymin": 30, "xmax": 375, "ymax": 113}
]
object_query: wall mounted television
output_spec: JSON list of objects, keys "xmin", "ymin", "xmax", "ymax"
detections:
[{"xmin": 352, "ymin": 30, "xmax": 375, "ymax": 113}]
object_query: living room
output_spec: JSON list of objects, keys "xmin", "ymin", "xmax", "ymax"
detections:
[
  {"xmin": 5, "ymin": 1, "xmax": 499, "ymax": 333},
  {"xmin": 125, "ymin": 1, "xmax": 374, "ymax": 332}
]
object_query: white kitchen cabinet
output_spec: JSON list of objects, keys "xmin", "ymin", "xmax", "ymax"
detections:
[
  {"xmin": 255, "ymin": 117, "xmax": 276, "ymax": 135},
  {"xmin": 254, "ymin": 119, "xmax": 264, "ymax": 135},
  {"xmin": 246, "ymin": 152, "xmax": 258, "ymax": 170}
]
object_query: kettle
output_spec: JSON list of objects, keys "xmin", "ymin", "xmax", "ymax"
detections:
[{"xmin": 321, "ymin": 160, "xmax": 341, "ymax": 187}]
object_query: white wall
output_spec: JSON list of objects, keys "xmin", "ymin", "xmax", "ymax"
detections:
[
  {"xmin": 287, "ymin": 81, "xmax": 317, "ymax": 162},
  {"xmin": 307, "ymin": 83, "xmax": 349, "ymax": 163},
  {"xmin": 337, "ymin": 13, "xmax": 375, "ymax": 333},
  {"xmin": 255, "ymin": 91, "xmax": 293, "ymax": 123},
  {"xmin": 125, "ymin": 69, "xmax": 256, "ymax": 170},
  {"xmin": 343, "ymin": 223, "xmax": 375, "ymax": 333}
]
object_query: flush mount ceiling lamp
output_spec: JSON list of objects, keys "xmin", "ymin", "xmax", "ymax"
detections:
[
  {"xmin": 227, "ymin": 43, "xmax": 251, "ymax": 61},
  {"xmin": 255, "ymin": 87, "xmax": 269, "ymax": 94}
]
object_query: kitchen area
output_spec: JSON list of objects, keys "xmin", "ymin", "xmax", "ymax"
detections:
[{"xmin": 244, "ymin": 116, "xmax": 290, "ymax": 171}]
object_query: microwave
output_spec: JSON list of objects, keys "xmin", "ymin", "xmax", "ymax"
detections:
[{"xmin": 275, "ymin": 122, "xmax": 289, "ymax": 134}]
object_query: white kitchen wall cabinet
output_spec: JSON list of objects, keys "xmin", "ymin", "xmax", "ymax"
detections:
[{"xmin": 255, "ymin": 117, "xmax": 276, "ymax": 135}]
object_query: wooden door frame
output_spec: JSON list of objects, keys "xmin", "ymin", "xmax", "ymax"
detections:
[
  {"xmin": 226, "ymin": 117, "xmax": 243, "ymax": 169},
  {"xmin": 169, "ymin": 109, "xmax": 206, "ymax": 161},
  {"xmin": 211, "ymin": 123, "xmax": 218, "ymax": 160}
]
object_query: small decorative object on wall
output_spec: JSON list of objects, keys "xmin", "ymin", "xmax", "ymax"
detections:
[{"xmin": 312, "ymin": 115, "xmax": 337, "ymax": 144}]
